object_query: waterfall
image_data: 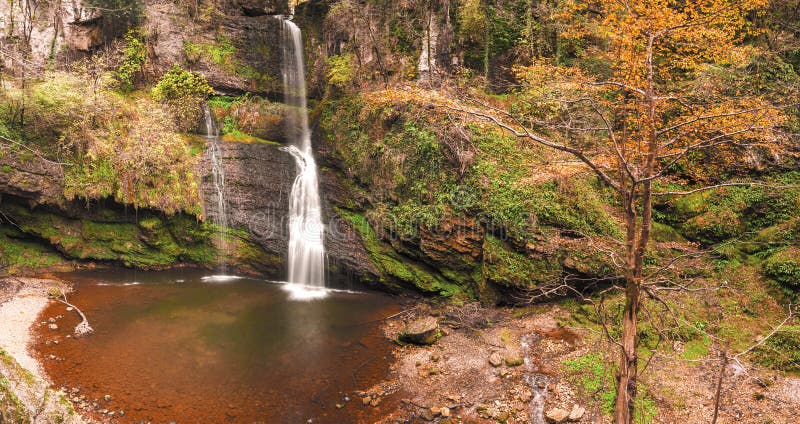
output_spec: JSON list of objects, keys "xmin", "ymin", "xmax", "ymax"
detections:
[
  {"xmin": 204, "ymin": 105, "xmax": 230, "ymax": 274},
  {"xmin": 278, "ymin": 17, "xmax": 327, "ymax": 299}
]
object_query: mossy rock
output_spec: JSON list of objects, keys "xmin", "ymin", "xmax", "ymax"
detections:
[
  {"xmin": 681, "ymin": 208, "xmax": 743, "ymax": 245},
  {"xmin": 561, "ymin": 242, "xmax": 618, "ymax": 278},
  {"xmin": 650, "ymin": 222, "xmax": 688, "ymax": 243},
  {"xmin": 746, "ymin": 218, "xmax": 800, "ymax": 254},
  {"xmin": 2, "ymin": 202, "xmax": 222, "ymax": 270},
  {"xmin": 482, "ymin": 235, "xmax": 561, "ymax": 290},
  {"xmin": 338, "ymin": 209, "xmax": 467, "ymax": 297},
  {"xmin": 763, "ymin": 247, "xmax": 800, "ymax": 288}
]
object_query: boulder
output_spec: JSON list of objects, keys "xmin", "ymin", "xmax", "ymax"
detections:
[
  {"xmin": 546, "ymin": 407, "xmax": 570, "ymax": 423},
  {"xmin": 568, "ymin": 404, "xmax": 585, "ymax": 421},
  {"xmin": 488, "ymin": 352, "xmax": 503, "ymax": 367},
  {"xmin": 398, "ymin": 317, "xmax": 440, "ymax": 345}
]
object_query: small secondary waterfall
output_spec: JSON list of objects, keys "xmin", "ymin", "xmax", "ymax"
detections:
[
  {"xmin": 279, "ymin": 17, "xmax": 326, "ymax": 296},
  {"xmin": 204, "ymin": 105, "xmax": 230, "ymax": 273}
]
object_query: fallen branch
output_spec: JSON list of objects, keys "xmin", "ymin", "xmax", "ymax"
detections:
[{"xmin": 53, "ymin": 295, "xmax": 94, "ymax": 337}]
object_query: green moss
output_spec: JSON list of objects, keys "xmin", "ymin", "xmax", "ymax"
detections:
[
  {"xmin": 681, "ymin": 335, "xmax": 711, "ymax": 360},
  {"xmin": 0, "ymin": 230, "xmax": 66, "ymax": 273},
  {"xmin": 659, "ymin": 174, "xmax": 800, "ymax": 245},
  {"xmin": 184, "ymin": 37, "xmax": 274, "ymax": 89},
  {"xmin": 681, "ymin": 208, "xmax": 743, "ymax": 245},
  {"xmin": 563, "ymin": 352, "xmax": 657, "ymax": 422},
  {"xmin": 339, "ymin": 209, "xmax": 467, "ymax": 297},
  {"xmin": 0, "ymin": 375, "xmax": 31, "ymax": 424},
  {"xmin": 650, "ymin": 222, "xmax": 688, "ymax": 243},
  {"xmin": 753, "ymin": 325, "xmax": 800, "ymax": 372},
  {"xmin": 763, "ymin": 247, "xmax": 800, "ymax": 288},
  {"xmin": 482, "ymin": 235, "xmax": 560, "ymax": 289},
  {"xmin": 2, "ymin": 202, "xmax": 222, "ymax": 270},
  {"xmin": 0, "ymin": 348, "xmax": 36, "ymax": 423},
  {"xmin": 748, "ymin": 217, "xmax": 800, "ymax": 253},
  {"xmin": 563, "ymin": 352, "xmax": 617, "ymax": 415},
  {"xmin": 220, "ymin": 131, "xmax": 280, "ymax": 145}
]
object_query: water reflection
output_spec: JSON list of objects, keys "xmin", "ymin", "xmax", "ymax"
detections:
[{"xmin": 36, "ymin": 269, "xmax": 400, "ymax": 423}]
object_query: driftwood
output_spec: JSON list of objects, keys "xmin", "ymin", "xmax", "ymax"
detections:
[{"xmin": 53, "ymin": 295, "xmax": 93, "ymax": 337}]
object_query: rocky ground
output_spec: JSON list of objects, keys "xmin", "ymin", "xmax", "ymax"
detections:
[{"xmin": 350, "ymin": 302, "xmax": 800, "ymax": 424}]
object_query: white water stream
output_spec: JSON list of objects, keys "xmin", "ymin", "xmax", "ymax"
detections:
[
  {"xmin": 279, "ymin": 17, "xmax": 327, "ymax": 300},
  {"xmin": 204, "ymin": 105, "xmax": 230, "ymax": 274}
]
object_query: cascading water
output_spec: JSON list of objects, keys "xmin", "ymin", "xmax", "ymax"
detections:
[
  {"xmin": 278, "ymin": 17, "xmax": 327, "ymax": 299},
  {"xmin": 204, "ymin": 105, "xmax": 230, "ymax": 274}
]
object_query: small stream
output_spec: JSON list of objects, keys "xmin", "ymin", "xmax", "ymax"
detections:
[
  {"xmin": 34, "ymin": 269, "xmax": 400, "ymax": 423},
  {"xmin": 522, "ymin": 333, "xmax": 549, "ymax": 424}
]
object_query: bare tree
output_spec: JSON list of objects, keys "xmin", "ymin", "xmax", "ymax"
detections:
[{"xmin": 437, "ymin": 1, "xmax": 794, "ymax": 422}]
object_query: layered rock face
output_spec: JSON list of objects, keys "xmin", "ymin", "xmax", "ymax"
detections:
[
  {"xmin": 0, "ymin": 0, "xmax": 289, "ymax": 95},
  {"xmin": 197, "ymin": 139, "xmax": 379, "ymax": 286}
]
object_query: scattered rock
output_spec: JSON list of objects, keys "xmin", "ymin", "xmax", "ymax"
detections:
[
  {"xmin": 370, "ymin": 397, "xmax": 381, "ymax": 407},
  {"xmin": 362, "ymin": 396, "xmax": 372, "ymax": 406},
  {"xmin": 104, "ymin": 394, "xmax": 111, "ymax": 402},
  {"xmin": 398, "ymin": 317, "xmax": 440, "ymax": 345},
  {"xmin": 568, "ymin": 405, "xmax": 585, "ymax": 421},
  {"xmin": 48, "ymin": 354, "xmax": 56, "ymax": 360},
  {"xmin": 48, "ymin": 317, "xmax": 56, "ymax": 323},
  {"xmin": 440, "ymin": 406, "xmax": 451, "ymax": 417},
  {"xmin": 489, "ymin": 352, "xmax": 503, "ymax": 367},
  {"xmin": 546, "ymin": 407, "xmax": 570, "ymax": 423},
  {"xmin": 66, "ymin": 306, "xmax": 74, "ymax": 312},
  {"xmin": 335, "ymin": 403, "xmax": 343, "ymax": 409},
  {"xmin": 48, "ymin": 323, "xmax": 58, "ymax": 330},
  {"xmin": 53, "ymin": 340, "xmax": 59, "ymax": 345}
]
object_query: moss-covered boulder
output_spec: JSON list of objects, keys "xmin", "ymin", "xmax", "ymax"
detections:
[
  {"xmin": 763, "ymin": 247, "xmax": 800, "ymax": 288},
  {"xmin": 681, "ymin": 208, "xmax": 744, "ymax": 245}
]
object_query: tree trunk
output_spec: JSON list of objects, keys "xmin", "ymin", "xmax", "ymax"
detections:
[
  {"xmin": 614, "ymin": 274, "xmax": 640, "ymax": 424},
  {"xmin": 615, "ymin": 205, "xmax": 641, "ymax": 424}
]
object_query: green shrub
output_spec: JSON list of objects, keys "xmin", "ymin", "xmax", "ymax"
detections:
[
  {"xmin": 326, "ymin": 54, "xmax": 355, "ymax": 88},
  {"xmin": 151, "ymin": 65, "xmax": 214, "ymax": 102},
  {"xmin": 116, "ymin": 28, "xmax": 147, "ymax": 91},
  {"xmin": 151, "ymin": 65, "xmax": 214, "ymax": 131}
]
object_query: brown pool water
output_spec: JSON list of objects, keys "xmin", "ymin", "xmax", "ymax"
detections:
[{"xmin": 33, "ymin": 269, "xmax": 401, "ymax": 423}]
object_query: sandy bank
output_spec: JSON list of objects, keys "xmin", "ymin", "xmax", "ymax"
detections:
[{"xmin": 0, "ymin": 277, "xmax": 85, "ymax": 424}]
